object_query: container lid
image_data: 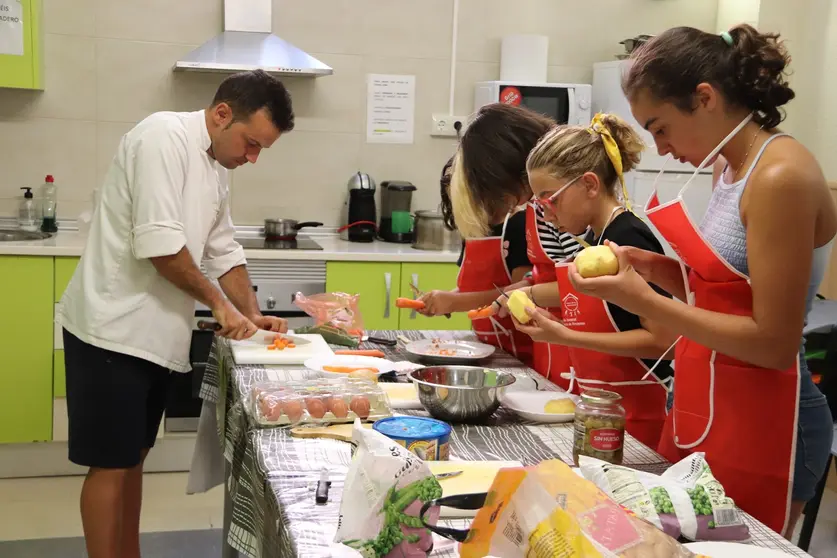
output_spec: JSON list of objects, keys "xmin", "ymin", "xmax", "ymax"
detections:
[
  {"xmin": 20, "ymin": 187, "xmax": 33, "ymax": 199},
  {"xmin": 45, "ymin": 175, "xmax": 54, "ymax": 183},
  {"xmin": 382, "ymin": 180, "xmax": 417, "ymax": 192},
  {"xmin": 580, "ymin": 388, "xmax": 622, "ymax": 405},
  {"xmin": 373, "ymin": 416, "xmax": 451, "ymax": 439}
]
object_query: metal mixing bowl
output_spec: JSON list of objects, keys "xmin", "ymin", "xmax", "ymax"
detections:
[{"xmin": 409, "ymin": 366, "xmax": 516, "ymax": 423}]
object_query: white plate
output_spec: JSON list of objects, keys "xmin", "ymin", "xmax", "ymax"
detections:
[
  {"xmin": 684, "ymin": 542, "xmax": 794, "ymax": 557},
  {"xmin": 500, "ymin": 391, "xmax": 578, "ymax": 423},
  {"xmin": 304, "ymin": 355, "xmax": 396, "ymax": 378},
  {"xmin": 405, "ymin": 338, "xmax": 495, "ymax": 364}
]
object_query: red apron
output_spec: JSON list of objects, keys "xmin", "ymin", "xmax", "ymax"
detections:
[
  {"xmin": 457, "ymin": 215, "xmax": 534, "ymax": 367},
  {"xmin": 525, "ymin": 204, "xmax": 572, "ymax": 388},
  {"xmin": 555, "ymin": 261, "xmax": 668, "ymax": 449},
  {"xmin": 644, "ymin": 127, "xmax": 798, "ymax": 533}
]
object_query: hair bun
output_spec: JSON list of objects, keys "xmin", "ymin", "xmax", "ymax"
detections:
[{"xmin": 729, "ymin": 24, "xmax": 794, "ymax": 128}]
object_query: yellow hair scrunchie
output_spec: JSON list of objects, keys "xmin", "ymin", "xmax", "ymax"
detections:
[{"xmin": 588, "ymin": 113, "xmax": 633, "ymax": 213}]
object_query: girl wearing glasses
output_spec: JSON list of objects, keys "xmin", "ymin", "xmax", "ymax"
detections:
[
  {"xmin": 506, "ymin": 113, "xmax": 677, "ymax": 449},
  {"xmin": 566, "ymin": 25, "xmax": 835, "ymax": 535}
]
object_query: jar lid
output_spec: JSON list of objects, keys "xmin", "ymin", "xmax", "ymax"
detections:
[{"xmin": 580, "ymin": 388, "xmax": 622, "ymax": 405}]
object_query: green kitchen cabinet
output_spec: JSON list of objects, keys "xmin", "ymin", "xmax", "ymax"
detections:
[
  {"xmin": 398, "ymin": 263, "xmax": 470, "ymax": 331},
  {"xmin": 54, "ymin": 256, "xmax": 80, "ymax": 301},
  {"xmin": 326, "ymin": 262, "xmax": 401, "ymax": 331},
  {"xmin": 0, "ymin": 256, "xmax": 53, "ymax": 443},
  {"xmin": 0, "ymin": 0, "xmax": 43, "ymax": 90},
  {"xmin": 53, "ymin": 350, "xmax": 65, "ymax": 398}
]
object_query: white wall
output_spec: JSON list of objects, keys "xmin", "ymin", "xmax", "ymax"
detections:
[
  {"xmin": 0, "ymin": 0, "xmax": 718, "ymax": 224},
  {"xmin": 716, "ymin": 0, "xmax": 760, "ymax": 33}
]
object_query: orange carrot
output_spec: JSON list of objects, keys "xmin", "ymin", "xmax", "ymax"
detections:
[
  {"xmin": 322, "ymin": 365, "xmax": 368, "ymax": 373},
  {"xmin": 467, "ymin": 306, "xmax": 494, "ymax": 320},
  {"xmin": 395, "ymin": 298, "xmax": 426, "ymax": 310},
  {"xmin": 335, "ymin": 349, "xmax": 386, "ymax": 358}
]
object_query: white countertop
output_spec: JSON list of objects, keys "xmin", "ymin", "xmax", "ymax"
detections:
[{"xmin": 0, "ymin": 231, "xmax": 461, "ymax": 263}]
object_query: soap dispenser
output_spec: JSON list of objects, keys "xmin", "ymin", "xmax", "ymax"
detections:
[{"xmin": 18, "ymin": 187, "xmax": 38, "ymax": 232}]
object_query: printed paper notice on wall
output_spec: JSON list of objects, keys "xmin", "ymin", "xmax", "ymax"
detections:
[
  {"xmin": 0, "ymin": 0, "xmax": 24, "ymax": 56},
  {"xmin": 366, "ymin": 74, "xmax": 416, "ymax": 144}
]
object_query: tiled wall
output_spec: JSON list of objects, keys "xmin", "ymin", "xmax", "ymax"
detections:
[{"xmin": 0, "ymin": 0, "xmax": 717, "ymax": 225}]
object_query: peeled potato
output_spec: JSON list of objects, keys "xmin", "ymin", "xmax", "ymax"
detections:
[
  {"xmin": 508, "ymin": 290, "xmax": 536, "ymax": 323},
  {"xmin": 544, "ymin": 398, "xmax": 576, "ymax": 414},
  {"xmin": 575, "ymin": 245, "xmax": 619, "ymax": 278},
  {"xmin": 348, "ymin": 368, "xmax": 379, "ymax": 382}
]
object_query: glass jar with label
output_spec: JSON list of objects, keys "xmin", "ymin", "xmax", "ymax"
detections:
[{"xmin": 573, "ymin": 389, "xmax": 626, "ymax": 466}]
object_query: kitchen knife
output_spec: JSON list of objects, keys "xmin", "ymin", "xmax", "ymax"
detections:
[{"xmin": 196, "ymin": 320, "xmax": 311, "ymax": 346}]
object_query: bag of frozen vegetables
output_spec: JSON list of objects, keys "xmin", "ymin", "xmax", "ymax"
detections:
[
  {"xmin": 336, "ymin": 419, "xmax": 442, "ymax": 557},
  {"xmin": 579, "ymin": 453, "xmax": 750, "ymax": 542}
]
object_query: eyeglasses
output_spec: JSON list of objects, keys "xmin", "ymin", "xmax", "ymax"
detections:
[{"xmin": 532, "ymin": 175, "xmax": 584, "ymax": 212}]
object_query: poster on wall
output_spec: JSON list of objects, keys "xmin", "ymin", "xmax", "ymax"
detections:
[
  {"xmin": 0, "ymin": 0, "xmax": 24, "ymax": 56},
  {"xmin": 366, "ymin": 74, "xmax": 416, "ymax": 144}
]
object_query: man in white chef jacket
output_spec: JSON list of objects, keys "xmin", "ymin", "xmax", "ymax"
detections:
[{"xmin": 56, "ymin": 69, "xmax": 294, "ymax": 558}]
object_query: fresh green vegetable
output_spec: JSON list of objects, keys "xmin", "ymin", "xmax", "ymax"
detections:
[
  {"xmin": 295, "ymin": 324, "xmax": 360, "ymax": 347},
  {"xmin": 344, "ymin": 476, "xmax": 442, "ymax": 557}
]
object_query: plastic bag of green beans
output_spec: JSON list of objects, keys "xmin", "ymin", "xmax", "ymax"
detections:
[{"xmin": 579, "ymin": 453, "xmax": 750, "ymax": 542}]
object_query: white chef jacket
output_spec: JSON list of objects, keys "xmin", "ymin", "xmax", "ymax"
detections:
[{"xmin": 57, "ymin": 110, "xmax": 246, "ymax": 373}]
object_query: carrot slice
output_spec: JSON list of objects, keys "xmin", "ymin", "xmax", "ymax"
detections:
[
  {"xmin": 467, "ymin": 306, "xmax": 494, "ymax": 320},
  {"xmin": 395, "ymin": 298, "xmax": 426, "ymax": 310},
  {"xmin": 335, "ymin": 349, "xmax": 386, "ymax": 358}
]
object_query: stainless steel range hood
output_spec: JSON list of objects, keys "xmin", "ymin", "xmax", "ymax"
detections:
[{"xmin": 174, "ymin": 0, "xmax": 332, "ymax": 77}]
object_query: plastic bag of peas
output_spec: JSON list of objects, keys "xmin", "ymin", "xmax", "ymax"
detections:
[
  {"xmin": 579, "ymin": 453, "xmax": 750, "ymax": 542},
  {"xmin": 336, "ymin": 419, "xmax": 442, "ymax": 558}
]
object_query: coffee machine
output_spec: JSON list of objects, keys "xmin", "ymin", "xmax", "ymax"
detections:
[
  {"xmin": 378, "ymin": 180, "xmax": 417, "ymax": 243},
  {"xmin": 340, "ymin": 172, "xmax": 377, "ymax": 242}
]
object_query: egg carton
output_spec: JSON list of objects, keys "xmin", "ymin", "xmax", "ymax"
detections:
[{"xmin": 249, "ymin": 378, "xmax": 393, "ymax": 427}]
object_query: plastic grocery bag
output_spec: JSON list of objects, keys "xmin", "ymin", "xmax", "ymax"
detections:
[
  {"xmin": 579, "ymin": 453, "xmax": 750, "ymax": 542},
  {"xmin": 455, "ymin": 459, "xmax": 701, "ymax": 558},
  {"xmin": 294, "ymin": 292, "xmax": 364, "ymax": 347},
  {"xmin": 336, "ymin": 419, "xmax": 442, "ymax": 558}
]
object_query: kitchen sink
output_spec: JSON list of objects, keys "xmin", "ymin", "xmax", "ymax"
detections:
[{"xmin": 0, "ymin": 228, "xmax": 52, "ymax": 242}]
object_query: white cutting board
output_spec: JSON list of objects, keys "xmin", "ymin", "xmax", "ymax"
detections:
[
  {"xmin": 230, "ymin": 334, "xmax": 333, "ymax": 365},
  {"xmin": 428, "ymin": 460, "xmax": 523, "ymax": 518}
]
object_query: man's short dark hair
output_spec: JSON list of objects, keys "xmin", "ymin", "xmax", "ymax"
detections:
[{"xmin": 211, "ymin": 70, "xmax": 295, "ymax": 133}]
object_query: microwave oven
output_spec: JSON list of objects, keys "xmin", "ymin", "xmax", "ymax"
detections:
[{"xmin": 474, "ymin": 81, "xmax": 592, "ymax": 125}]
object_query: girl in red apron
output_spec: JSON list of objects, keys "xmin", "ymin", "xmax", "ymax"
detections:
[
  {"xmin": 418, "ymin": 156, "xmax": 534, "ymax": 365},
  {"xmin": 567, "ymin": 25, "xmax": 835, "ymax": 535},
  {"xmin": 511, "ymin": 113, "xmax": 677, "ymax": 449}
]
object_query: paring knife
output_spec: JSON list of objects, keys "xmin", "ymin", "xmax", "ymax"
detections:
[
  {"xmin": 196, "ymin": 320, "xmax": 311, "ymax": 346},
  {"xmin": 434, "ymin": 470, "xmax": 463, "ymax": 480},
  {"xmin": 493, "ymin": 283, "xmax": 510, "ymax": 300},
  {"xmin": 569, "ymin": 232, "xmax": 592, "ymax": 249},
  {"xmin": 409, "ymin": 282, "xmax": 452, "ymax": 319}
]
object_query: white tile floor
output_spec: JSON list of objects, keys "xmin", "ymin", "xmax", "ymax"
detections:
[
  {"xmin": 0, "ymin": 472, "xmax": 835, "ymax": 556},
  {"xmin": 0, "ymin": 473, "xmax": 223, "ymax": 542}
]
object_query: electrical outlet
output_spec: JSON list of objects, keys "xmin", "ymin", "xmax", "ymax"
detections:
[{"xmin": 431, "ymin": 113, "xmax": 469, "ymax": 137}]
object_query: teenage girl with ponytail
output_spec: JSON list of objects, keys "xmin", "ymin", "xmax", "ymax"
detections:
[{"xmin": 567, "ymin": 25, "xmax": 836, "ymax": 535}]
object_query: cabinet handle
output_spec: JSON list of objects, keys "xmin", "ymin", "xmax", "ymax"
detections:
[
  {"xmin": 410, "ymin": 273, "xmax": 419, "ymax": 320},
  {"xmin": 384, "ymin": 272, "xmax": 391, "ymax": 319}
]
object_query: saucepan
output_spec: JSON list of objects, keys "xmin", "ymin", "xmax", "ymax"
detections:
[{"xmin": 263, "ymin": 219, "xmax": 323, "ymax": 240}]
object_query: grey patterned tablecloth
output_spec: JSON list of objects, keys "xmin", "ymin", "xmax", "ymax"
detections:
[{"xmin": 201, "ymin": 330, "xmax": 813, "ymax": 558}]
